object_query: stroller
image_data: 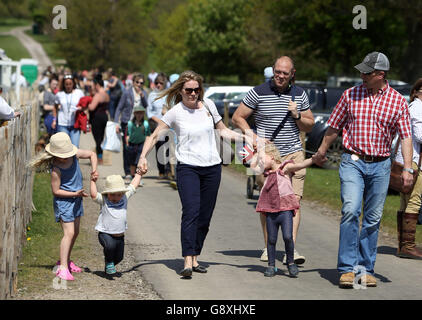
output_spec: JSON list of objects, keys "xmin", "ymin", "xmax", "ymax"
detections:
[{"xmin": 246, "ymin": 171, "xmax": 260, "ymax": 199}]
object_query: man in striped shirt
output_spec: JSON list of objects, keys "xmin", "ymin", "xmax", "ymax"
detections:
[
  {"xmin": 233, "ymin": 56, "xmax": 315, "ymax": 265},
  {"xmin": 314, "ymin": 52, "xmax": 413, "ymax": 288}
]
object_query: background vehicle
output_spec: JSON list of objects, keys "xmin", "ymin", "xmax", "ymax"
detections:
[{"xmin": 204, "ymin": 86, "xmax": 252, "ymax": 120}]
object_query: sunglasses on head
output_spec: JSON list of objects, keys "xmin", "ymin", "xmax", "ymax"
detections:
[
  {"xmin": 64, "ymin": 74, "xmax": 73, "ymax": 79},
  {"xmin": 183, "ymin": 87, "xmax": 200, "ymax": 94}
]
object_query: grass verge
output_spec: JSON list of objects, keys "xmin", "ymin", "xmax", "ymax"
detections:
[
  {"xmin": 0, "ymin": 18, "xmax": 31, "ymax": 33},
  {"xmin": 0, "ymin": 34, "xmax": 31, "ymax": 60},
  {"xmin": 17, "ymin": 172, "xmax": 88, "ymax": 294}
]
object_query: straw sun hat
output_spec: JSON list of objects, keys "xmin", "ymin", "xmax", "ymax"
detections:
[
  {"xmin": 45, "ymin": 132, "xmax": 78, "ymax": 158},
  {"xmin": 102, "ymin": 175, "xmax": 129, "ymax": 194}
]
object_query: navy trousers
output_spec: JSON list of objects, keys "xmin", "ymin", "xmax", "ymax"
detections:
[
  {"xmin": 266, "ymin": 210, "xmax": 295, "ymax": 266},
  {"xmin": 176, "ymin": 163, "xmax": 221, "ymax": 257},
  {"xmin": 98, "ymin": 232, "xmax": 125, "ymax": 265}
]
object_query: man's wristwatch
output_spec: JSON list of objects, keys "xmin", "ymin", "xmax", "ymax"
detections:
[
  {"xmin": 292, "ymin": 112, "xmax": 301, "ymax": 120},
  {"xmin": 403, "ymin": 167, "xmax": 414, "ymax": 174}
]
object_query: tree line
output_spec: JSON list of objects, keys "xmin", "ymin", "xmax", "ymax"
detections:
[{"xmin": 2, "ymin": 0, "xmax": 421, "ymax": 85}]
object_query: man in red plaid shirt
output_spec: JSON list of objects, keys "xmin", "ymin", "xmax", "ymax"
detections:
[{"xmin": 314, "ymin": 52, "xmax": 413, "ymax": 288}]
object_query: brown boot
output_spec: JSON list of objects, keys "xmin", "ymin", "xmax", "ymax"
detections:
[
  {"xmin": 397, "ymin": 213, "xmax": 422, "ymax": 259},
  {"xmin": 397, "ymin": 210, "xmax": 404, "ymax": 255}
]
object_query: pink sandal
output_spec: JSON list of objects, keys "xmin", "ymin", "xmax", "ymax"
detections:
[
  {"xmin": 56, "ymin": 260, "xmax": 83, "ymax": 273},
  {"xmin": 69, "ymin": 261, "xmax": 82, "ymax": 273},
  {"xmin": 56, "ymin": 267, "xmax": 74, "ymax": 281}
]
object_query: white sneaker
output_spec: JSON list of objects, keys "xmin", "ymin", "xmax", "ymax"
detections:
[
  {"xmin": 260, "ymin": 248, "xmax": 268, "ymax": 262},
  {"xmin": 139, "ymin": 179, "xmax": 144, "ymax": 187},
  {"xmin": 282, "ymin": 249, "xmax": 306, "ymax": 265}
]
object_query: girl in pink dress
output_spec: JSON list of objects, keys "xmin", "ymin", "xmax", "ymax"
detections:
[{"xmin": 251, "ymin": 142, "xmax": 314, "ymax": 277}]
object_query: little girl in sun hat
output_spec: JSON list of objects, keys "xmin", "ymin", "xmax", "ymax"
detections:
[
  {"xmin": 28, "ymin": 132, "xmax": 98, "ymax": 281},
  {"xmin": 90, "ymin": 173, "xmax": 142, "ymax": 275}
]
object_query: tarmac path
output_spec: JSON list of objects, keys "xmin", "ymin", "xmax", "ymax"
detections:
[{"xmin": 83, "ymin": 133, "xmax": 422, "ymax": 300}]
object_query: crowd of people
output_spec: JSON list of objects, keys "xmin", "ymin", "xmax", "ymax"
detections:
[
  {"xmin": 36, "ymin": 66, "xmax": 179, "ymax": 176},
  {"xmin": 11, "ymin": 50, "xmax": 422, "ymax": 288}
]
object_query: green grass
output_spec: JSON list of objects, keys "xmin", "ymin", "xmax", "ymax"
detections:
[
  {"xmin": 17, "ymin": 172, "xmax": 84, "ymax": 292},
  {"xmin": 18, "ymin": 172, "xmax": 62, "ymax": 291},
  {"xmin": 24, "ymin": 30, "xmax": 65, "ymax": 63},
  {"xmin": 0, "ymin": 18, "xmax": 31, "ymax": 33},
  {"xmin": 229, "ymin": 162, "xmax": 422, "ymax": 244},
  {"xmin": 0, "ymin": 35, "xmax": 31, "ymax": 60}
]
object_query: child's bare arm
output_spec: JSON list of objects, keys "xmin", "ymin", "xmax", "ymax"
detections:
[
  {"xmin": 51, "ymin": 168, "xmax": 88, "ymax": 198},
  {"xmin": 90, "ymin": 178, "xmax": 98, "ymax": 199},
  {"xmin": 283, "ymin": 157, "xmax": 314, "ymax": 174},
  {"xmin": 130, "ymin": 173, "xmax": 142, "ymax": 189},
  {"xmin": 77, "ymin": 149, "xmax": 98, "ymax": 180}
]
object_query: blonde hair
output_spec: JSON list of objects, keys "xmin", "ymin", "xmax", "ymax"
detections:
[
  {"xmin": 27, "ymin": 151, "xmax": 54, "ymax": 171},
  {"xmin": 156, "ymin": 70, "xmax": 204, "ymax": 107},
  {"xmin": 264, "ymin": 142, "xmax": 283, "ymax": 164}
]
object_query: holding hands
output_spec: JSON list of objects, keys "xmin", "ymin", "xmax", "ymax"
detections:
[
  {"xmin": 312, "ymin": 150, "xmax": 328, "ymax": 167},
  {"xmin": 136, "ymin": 157, "xmax": 148, "ymax": 175}
]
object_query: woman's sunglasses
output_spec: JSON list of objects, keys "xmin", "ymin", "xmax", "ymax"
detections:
[
  {"xmin": 135, "ymin": 81, "xmax": 144, "ymax": 85},
  {"xmin": 183, "ymin": 87, "xmax": 200, "ymax": 94}
]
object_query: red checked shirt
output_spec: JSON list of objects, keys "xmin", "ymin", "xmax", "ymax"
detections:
[{"xmin": 327, "ymin": 82, "xmax": 411, "ymax": 157}]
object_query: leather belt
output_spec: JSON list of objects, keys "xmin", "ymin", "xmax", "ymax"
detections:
[{"xmin": 344, "ymin": 149, "xmax": 389, "ymax": 163}]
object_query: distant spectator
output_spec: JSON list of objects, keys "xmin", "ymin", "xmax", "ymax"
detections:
[
  {"xmin": 43, "ymin": 76, "xmax": 59, "ymax": 135},
  {"xmin": 54, "ymin": 74, "xmax": 85, "ymax": 147},
  {"xmin": 0, "ymin": 95, "xmax": 21, "ymax": 120},
  {"xmin": 106, "ymin": 70, "xmax": 124, "ymax": 119},
  {"xmin": 114, "ymin": 73, "xmax": 148, "ymax": 180},
  {"xmin": 87, "ymin": 73, "xmax": 110, "ymax": 165},
  {"xmin": 11, "ymin": 71, "xmax": 27, "ymax": 87},
  {"xmin": 148, "ymin": 69, "xmax": 158, "ymax": 89},
  {"xmin": 146, "ymin": 73, "xmax": 170, "ymax": 179}
]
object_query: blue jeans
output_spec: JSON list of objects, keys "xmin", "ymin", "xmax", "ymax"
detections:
[
  {"xmin": 337, "ymin": 153, "xmax": 391, "ymax": 275},
  {"xmin": 57, "ymin": 125, "xmax": 81, "ymax": 148}
]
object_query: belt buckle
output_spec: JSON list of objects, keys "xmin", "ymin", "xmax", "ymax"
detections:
[{"xmin": 363, "ymin": 155, "xmax": 374, "ymax": 162}]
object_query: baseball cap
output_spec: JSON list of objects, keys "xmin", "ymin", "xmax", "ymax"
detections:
[
  {"xmin": 354, "ymin": 52, "xmax": 390, "ymax": 73},
  {"xmin": 264, "ymin": 67, "xmax": 273, "ymax": 80},
  {"xmin": 133, "ymin": 105, "xmax": 146, "ymax": 112},
  {"xmin": 169, "ymin": 73, "xmax": 179, "ymax": 84}
]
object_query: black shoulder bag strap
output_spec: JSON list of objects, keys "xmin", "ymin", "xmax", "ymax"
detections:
[{"xmin": 269, "ymin": 84, "xmax": 296, "ymax": 142}]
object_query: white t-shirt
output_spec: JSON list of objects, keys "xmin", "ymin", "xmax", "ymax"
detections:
[
  {"xmin": 93, "ymin": 184, "xmax": 136, "ymax": 234},
  {"xmin": 56, "ymin": 89, "xmax": 85, "ymax": 126},
  {"xmin": 161, "ymin": 98, "xmax": 222, "ymax": 167}
]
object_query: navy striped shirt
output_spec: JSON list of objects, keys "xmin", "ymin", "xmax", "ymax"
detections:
[{"xmin": 243, "ymin": 81, "xmax": 310, "ymax": 156}]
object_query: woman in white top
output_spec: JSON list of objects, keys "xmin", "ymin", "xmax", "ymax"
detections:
[
  {"xmin": 137, "ymin": 70, "xmax": 252, "ymax": 277},
  {"xmin": 147, "ymin": 73, "xmax": 170, "ymax": 178},
  {"xmin": 395, "ymin": 78, "xmax": 422, "ymax": 259},
  {"xmin": 54, "ymin": 74, "xmax": 85, "ymax": 147}
]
